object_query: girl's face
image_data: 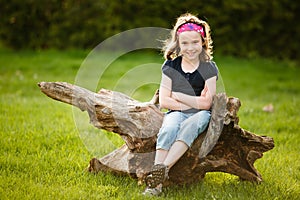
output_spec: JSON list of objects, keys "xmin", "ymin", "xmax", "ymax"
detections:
[{"xmin": 178, "ymin": 31, "xmax": 203, "ymax": 61}]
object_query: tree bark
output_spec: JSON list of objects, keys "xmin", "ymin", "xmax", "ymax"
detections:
[{"xmin": 38, "ymin": 81, "xmax": 274, "ymax": 185}]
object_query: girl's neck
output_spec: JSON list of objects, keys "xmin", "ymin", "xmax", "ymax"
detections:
[{"xmin": 181, "ymin": 57, "xmax": 200, "ymax": 73}]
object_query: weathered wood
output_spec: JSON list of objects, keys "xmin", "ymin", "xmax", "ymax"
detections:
[
  {"xmin": 38, "ymin": 81, "xmax": 274, "ymax": 185},
  {"xmin": 199, "ymin": 93, "xmax": 227, "ymax": 158}
]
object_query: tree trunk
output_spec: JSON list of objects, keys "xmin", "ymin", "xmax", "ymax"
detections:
[{"xmin": 38, "ymin": 81, "xmax": 274, "ymax": 185}]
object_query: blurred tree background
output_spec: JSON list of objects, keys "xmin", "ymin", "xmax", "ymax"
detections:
[{"xmin": 0, "ymin": 0, "xmax": 299, "ymax": 61}]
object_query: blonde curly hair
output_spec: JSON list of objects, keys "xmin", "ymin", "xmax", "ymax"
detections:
[{"xmin": 162, "ymin": 13, "xmax": 213, "ymax": 61}]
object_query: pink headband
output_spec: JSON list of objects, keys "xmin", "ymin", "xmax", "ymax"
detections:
[{"xmin": 177, "ymin": 23, "xmax": 205, "ymax": 38}]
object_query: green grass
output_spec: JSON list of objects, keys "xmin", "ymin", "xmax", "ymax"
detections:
[{"xmin": 0, "ymin": 48, "xmax": 299, "ymax": 200}]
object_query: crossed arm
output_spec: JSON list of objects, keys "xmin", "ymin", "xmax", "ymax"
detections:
[{"xmin": 159, "ymin": 74, "xmax": 217, "ymax": 111}]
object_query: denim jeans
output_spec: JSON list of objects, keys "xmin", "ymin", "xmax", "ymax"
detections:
[{"xmin": 156, "ymin": 110, "xmax": 211, "ymax": 150}]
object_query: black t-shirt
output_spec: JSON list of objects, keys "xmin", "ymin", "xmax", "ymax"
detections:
[{"xmin": 162, "ymin": 56, "xmax": 218, "ymax": 112}]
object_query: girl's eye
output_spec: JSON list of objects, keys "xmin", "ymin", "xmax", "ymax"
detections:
[
  {"xmin": 193, "ymin": 40, "xmax": 199, "ymax": 44},
  {"xmin": 181, "ymin": 42, "xmax": 188, "ymax": 45}
]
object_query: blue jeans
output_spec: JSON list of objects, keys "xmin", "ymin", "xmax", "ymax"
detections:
[{"xmin": 156, "ymin": 110, "xmax": 211, "ymax": 150}]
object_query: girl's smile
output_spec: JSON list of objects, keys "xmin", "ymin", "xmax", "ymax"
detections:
[{"xmin": 179, "ymin": 31, "xmax": 203, "ymax": 62}]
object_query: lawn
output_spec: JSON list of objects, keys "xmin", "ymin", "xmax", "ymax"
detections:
[{"xmin": 0, "ymin": 47, "xmax": 299, "ymax": 199}]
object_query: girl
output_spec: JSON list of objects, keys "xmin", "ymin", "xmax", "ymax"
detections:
[{"xmin": 143, "ymin": 13, "xmax": 218, "ymax": 196}]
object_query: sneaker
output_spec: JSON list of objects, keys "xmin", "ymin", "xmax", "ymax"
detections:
[
  {"xmin": 145, "ymin": 164, "xmax": 169, "ymax": 188},
  {"xmin": 142, "ymin": 185, "xmax": 162, "ymax": 196}
]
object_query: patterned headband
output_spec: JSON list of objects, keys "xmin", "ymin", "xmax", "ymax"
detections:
[{"xmin": 177, "ymin": 22, "xmax": 205, "ymax": 38}]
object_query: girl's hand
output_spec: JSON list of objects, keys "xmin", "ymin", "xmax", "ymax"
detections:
[{"xmin": 200, "ymin": 85, "xmax": 208, "ymax": 97}]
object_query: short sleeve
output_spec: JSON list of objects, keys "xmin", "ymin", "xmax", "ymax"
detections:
[
  {"xmin": 161, "ymin": 60, "xmax": 173, "ymax": 78},
  {"xmin": 198, "ymin": 61, "xmax": 219, "ymax": 80}
]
